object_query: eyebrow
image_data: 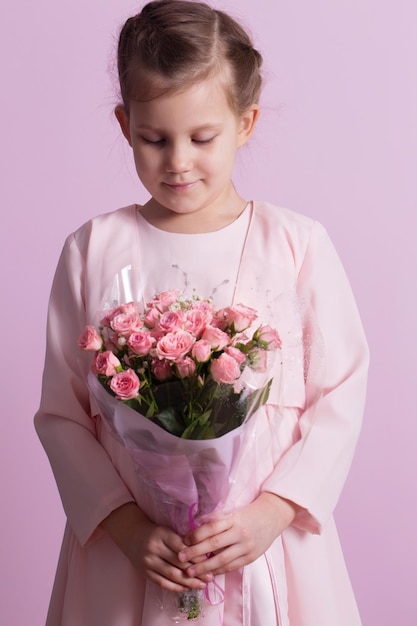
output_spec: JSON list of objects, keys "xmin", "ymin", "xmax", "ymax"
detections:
[{"xmin": 134, "ymin": 123, "xmax": 222, "ymax": 133}]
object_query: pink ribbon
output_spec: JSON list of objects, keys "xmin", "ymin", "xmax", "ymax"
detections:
[{"xmin": 188, "ymin": 503, "xmax": 225, "ymax": 624}]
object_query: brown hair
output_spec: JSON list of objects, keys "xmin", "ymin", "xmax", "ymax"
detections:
[{"xmin": 117, "ymin": 0, "xmax": 263, "ymax": 115}]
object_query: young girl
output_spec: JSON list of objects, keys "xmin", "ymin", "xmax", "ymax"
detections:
[{"xmin": 35, "ymin": 1, "xmax": 369, "ymax": 625}]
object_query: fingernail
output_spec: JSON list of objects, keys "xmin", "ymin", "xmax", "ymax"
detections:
[
  {"xmin": 178, "ymin": 551, "xmax": 186, "ymax": 562},
  {"xmin": 188, "ymin": 567, "xmax": 195, "ymax": 577}
]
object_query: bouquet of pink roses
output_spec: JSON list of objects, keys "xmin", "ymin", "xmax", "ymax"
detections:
[
  {"xmin": 79, "ymin": 290, "xmax": 280, "ymax": 440},
  {"xmin": 79, "ymin": 290, "xmax": 280, "ymax": 621}
]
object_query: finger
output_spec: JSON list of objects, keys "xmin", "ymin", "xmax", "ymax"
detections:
[
  {"xmin": 147, "ymin": 570, "xmax": 189, "ymax": 593},
  {"xmin": 147, "ymin": 569, "xmax": 207, "ymax": 592},
  {"xmin": 186, "ymin": 545, "xmax": 248, "ymax": 578},
  {"xmin": 184, "ymin": 516, "xmax": 232, "ymax": 546},
  {"xmin": 144, "ymin": 545, "xmax": 212, "ymax": 588},
  {"xmin": 179, "ymin": 526, "xmax": 234, "ymax": 564},
  {"xmin": 163, "ymin": 531, "xmax": 188, "ymax": 553},
  {"xmin": 189, "ymin": 554, "xmax": 208, "ymax": 565},
  {"xmin": 152, "ymin": 544, "xmax": 194, "ymax": 571},
  {"xmin": 147, "ymin": 556, "xmax": 210, "ymax": 591}
]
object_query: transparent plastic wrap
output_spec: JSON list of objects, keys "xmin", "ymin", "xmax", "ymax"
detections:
[
  {"xmin": 79, "ymin": 272, "xmax": 285, "ymax": 621},
  {"xmin": 80, "ymin": 267, "xmax": 325, "ymax": 622},
  {"xmin": 89, "ymin": 371, "xmax": 266, "ymax": 621}
]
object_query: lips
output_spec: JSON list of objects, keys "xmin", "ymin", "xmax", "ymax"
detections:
[{"xmin": 163, "ymin": 181, "xmax": 198, "ymax": 191}]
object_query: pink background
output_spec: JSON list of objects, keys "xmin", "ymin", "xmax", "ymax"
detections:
[{"xmin": 1, "ymin": 0, "xmax": 416, "ymax": 624}]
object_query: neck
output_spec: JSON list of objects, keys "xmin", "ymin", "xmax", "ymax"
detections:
[{"xmin": 140, "ymin": 190, "xmax": 248, "ymax": 234}]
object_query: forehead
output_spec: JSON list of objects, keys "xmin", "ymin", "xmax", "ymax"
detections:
[{"xmin": 128, "ymin": 77, "xmax": 238, "ymax": 129}]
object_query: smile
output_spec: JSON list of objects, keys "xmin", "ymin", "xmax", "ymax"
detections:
[{"xmin": 163, "ymin": 181, "xmax": 198, "ymax": 192}]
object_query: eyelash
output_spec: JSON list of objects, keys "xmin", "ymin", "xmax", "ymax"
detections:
[
  {"xmin": 193, "ymin": 138, "xmax": 215, "ymax": 145},
  {"xmin": 141, "ymin": 138, "xmax": 164, "ymax": 145},
  {"xmin": 140, "ymin": 137, "xmax": 215, "ymax": 146}
]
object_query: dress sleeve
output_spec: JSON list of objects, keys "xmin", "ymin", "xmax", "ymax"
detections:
[
  {"xmin": 262, "ymin": 221, "xmax": 369, "ymax": 534},
  {"xmin": 34, "ymin": 234, "xmax": 135, "ymax": 546}
]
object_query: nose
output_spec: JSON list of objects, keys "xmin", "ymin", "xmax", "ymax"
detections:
[{"xmin": 165, "ymin": 141, "xmax": 192, "ymax": 174}]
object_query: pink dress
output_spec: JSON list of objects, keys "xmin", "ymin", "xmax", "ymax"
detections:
[{"xmin": 35, "ymin": 201, "xmax": 369, "ymax": 626}]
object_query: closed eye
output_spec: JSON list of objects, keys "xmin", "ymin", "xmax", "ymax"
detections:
[
  {"xmin": 139, "ymin": 136, "xmax": 215, "ymax": 146},
  {"xmin": 140, "ymin": 137, "xmax": 165, "ymax": 145},
  {"xmin": 192, "ymin": 137, "xmax": 216, "ymax": 144}
]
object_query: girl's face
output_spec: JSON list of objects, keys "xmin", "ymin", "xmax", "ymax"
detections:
[{"xmin": 116, "ymin": 76, "xmax": 258, "ymax": 231}]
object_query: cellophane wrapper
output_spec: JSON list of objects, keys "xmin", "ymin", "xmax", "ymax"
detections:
[
  {"xmin": 86, "ymin": 266, "xmax": 324, "ymax": 622},
  {"xmin": 89, "ymin": 369, "xmax": 273, "ymax": 621}
]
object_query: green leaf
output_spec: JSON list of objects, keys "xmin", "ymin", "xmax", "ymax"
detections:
[
  {"xmin": 210, "ymin": 393, "xmax": 247, "ymax": 436},
  {"xmin": 153, "ymin": 380, "xmax": 187, "ymax": 412},
  {"xmin": 151, "ymin": 408, "xmax": 185, "ymax": 437},
  {"xmin": 145, "ymin": 401, "xmax": 157, "ymax": 418},
  {"xmin": 181, "ymin": 412, "xmax": 215, "ymax": 439},
  {"xmin": 245, "ymin": 379, "xmax": 272, "ymax": 418}
]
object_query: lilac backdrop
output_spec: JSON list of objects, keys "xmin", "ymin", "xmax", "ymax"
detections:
[{"xmin": 1, "ymin": 0, "xmax": 416, "ymax": 624}]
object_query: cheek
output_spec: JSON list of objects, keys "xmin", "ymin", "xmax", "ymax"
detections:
[
  {"xmin": 134, "ymin": 149, "xmax": 160, "ymax": 175},
  {"xmin": 209, "ymin": 147, "xmax": 237, "ymax": 176},
  {"xmin": 203, "ymin": 147, "xmax": 232, "ymax": 173}
]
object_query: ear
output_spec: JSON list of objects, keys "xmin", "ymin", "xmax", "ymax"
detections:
[
  {"xmin": 115, "ymin": 105, "xmax": 132, "ymax": 146},
  {"xmin": 237, "ymin": 104, "xmax": 260, "ymax": 147}
]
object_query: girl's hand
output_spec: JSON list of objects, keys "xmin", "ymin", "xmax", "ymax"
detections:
[
  {"xmin": 178, "ymin": 492, "xmax": 299, "ymax": 578},
  {"xmin": 101, "ymin": 502, "xmax": 210, "ymax": 592}
]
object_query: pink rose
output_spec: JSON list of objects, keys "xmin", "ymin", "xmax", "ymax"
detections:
[
  {"xmin": 175, "ymin": 356, "xmax": 196, "ymax": 378},
  {"xmin": 225, "ymin": 346, "xmax": 246, "ymax": 366},
  {"xmin": 92, "ymin": 351, "xmax": 121, "ymax": 376},
  {"xmin": 127, "ymin": 330, "xmax": 155, "ymax": 356},
  {"xmin": 149, "ymin": 328, "xmax": 165, "ymax": 342},
  {"xmin": 110, "ymin": 312, "xmax": 141, "ymax": 337},
  {"xmin": 219, "ymin": 304, "xmax": 258, "ymax": 332},
  {"xmin": 147, "ymin": 289, "xmax": 181, "ymax": 312},
  {"xmin": 157, "ymin": 310, "xmax": 184, "ymax": 333},
  {"xmin": 191, "ymin": 300, "xmax": 214, "ymax": 315},
  {"xmin": 78, "ymin": 326, "xmax": 103, "ymax": 351},
  {"xmin": 105, "ymin": 332, "xmax": 126, "ymax": 351},
  {"xmin": 109, "ymin": 369, "xmax": 140, "ymax": 400},
  {"xmin": 248, "ymin": 348, "xmax": 267, "ymax": 372},
  {"xmin": 143, "ymin": 306, "xmax": 161, "ymax": 329},
  {"xmin": 184, "ymin": 309, "xmax": 211, "ymax": 338},
  {"xmin": 100, "ymin": 302, "xmax": 138, "ymax": 326},
  {"xmin": 120, "ymin": 302, "xmax": 139, "ymax": 315},
  {"xmin": 230, "ymin": 332, "xmax": 250, "ymax": 346},
  {"xmin": 210, "ymin": 353, "xmax": 242, "ymax": 385},
  {"xmin": 152, "ymin": 358, "xmax": 172, "ymax": 381},
  {"xmin": 201, "ymin": 326, "xmax": 231, "ymax": 351},
  {"xmin": 156, "ymin": 330, "xmax": 195, "ymax": 361},
  {"xmin": 254, "ymin": 325, "xmax": 281, "ymax": 350},
  {"xmin": 210, "ymin": 314, "xmax": 228, "ymax": 331},
  {"xmin": 192, "ymin": 339, "xmax": 212, "ymax": 363}
]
